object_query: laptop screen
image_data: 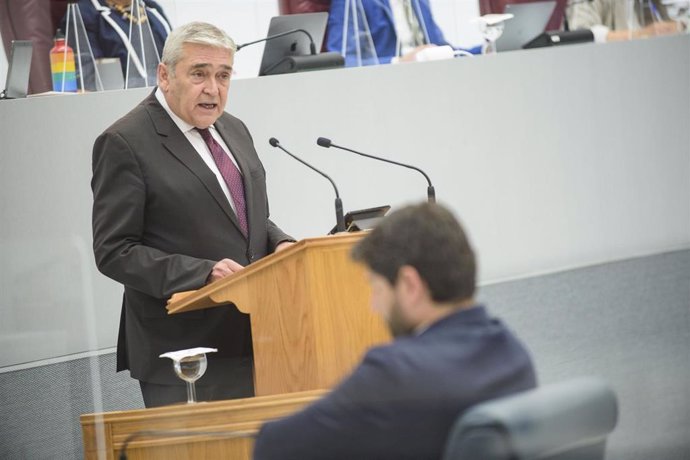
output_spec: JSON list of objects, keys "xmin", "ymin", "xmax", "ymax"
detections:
[
  {"xmin": 4, "ymin": 40, "xmax": 33, "ymax": 98},
  {"xmin": 495, "ymin": 1, "xmax": 557, "ymax": 52},
  {"xmin": 258, "ymin": 12, "xmax": 328, "ymax": 76}
]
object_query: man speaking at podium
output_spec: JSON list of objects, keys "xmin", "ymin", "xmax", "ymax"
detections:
[
  {"xmin": 91, "ymin": 22, "xmax": 294, "ymax": 408},
  {"xmin": 253, "ymin": 203, "xmax": 536, "ymax": 459}
]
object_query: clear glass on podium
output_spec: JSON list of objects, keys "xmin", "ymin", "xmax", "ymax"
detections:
[{"xmin": 160, "ymin": 347, "xmax": 218, "ymax": 403}]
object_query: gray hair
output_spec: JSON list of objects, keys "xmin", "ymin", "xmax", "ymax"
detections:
[{"xmin": 161, "ymin": 22, "xmax": 237, "ymax": 75}]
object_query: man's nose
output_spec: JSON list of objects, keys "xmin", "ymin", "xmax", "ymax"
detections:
[{"xmin": 203, "ymin": 77, "xmax": 219, "ymax": 95}]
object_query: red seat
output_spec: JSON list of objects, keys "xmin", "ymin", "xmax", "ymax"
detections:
[
  {"xmin": 51, "ymin": 0, "xmax": 69, "ymax": 33},
  {"xmin": 278, "ymin": 0, "xmax": 331, "ymax": 15}
]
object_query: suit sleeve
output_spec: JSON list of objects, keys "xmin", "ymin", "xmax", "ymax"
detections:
[
  {"xmin": 267, "ymin": 218, "xmax": 295, "ymax": 251},
  {"xmin": 567, "ymin": 0, "xmax": 608, "ymax": 30},
  {"xmin": 92, "ymin": 131, "xmax": 216, "ymax": 298},
  {"xmin": 253, "ymin": 348, "xmax": 400, "ymax": 460},
  {"xmin": 419, "ymin": 0, "xmax": 451, "ymax": 47},
  {"xmin": 326, "ymin": 0, "xmax": 346, "ymax": 54}
]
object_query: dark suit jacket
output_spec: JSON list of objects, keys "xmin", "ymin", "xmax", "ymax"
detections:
[
  {"xmin": 253, "ymin": 306, "xmax": 537, "ymax": 460},
  {"xmin": 92, "ymin": 91, "xmax": 292, "ymax": 386}
]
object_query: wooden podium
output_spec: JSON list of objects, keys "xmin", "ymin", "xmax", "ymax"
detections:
[
  {"xmin": 81, "ymin": 390, "xmax": 327, "ymax": 460},
  {"xmin": 82, "ymin": 233, "xmax": 391, "ymax": 459},
  {"xmin": 167, "ymin": 232, "xmax": 391, "ymax": 395}
]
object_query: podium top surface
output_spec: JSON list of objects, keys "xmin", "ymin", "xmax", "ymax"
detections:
[{"xmin": 166, "ymin": 232, "xmax": 367, "ymax": 314}]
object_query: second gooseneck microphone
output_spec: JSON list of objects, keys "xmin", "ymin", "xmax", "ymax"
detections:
[
  {"xmin": 237, "ymin": 28, "xmax": 317, "ymax": 55},
  {"xmin": 316, "ymin": 137, "xmax": 436, "ymax": 203},
  {"xmin": 269, "ymin": 138, "xmax": 346, "ymax": 233}
]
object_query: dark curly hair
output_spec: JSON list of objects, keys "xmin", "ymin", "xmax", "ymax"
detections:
[{"xmin": 351, "ymin": 203, "xmax": 476, "ymax": 303}]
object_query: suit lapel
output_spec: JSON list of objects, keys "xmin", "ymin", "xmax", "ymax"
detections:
[{"xmin": 144, "ymin": 94, "xmax": 245, "ymax": 236}]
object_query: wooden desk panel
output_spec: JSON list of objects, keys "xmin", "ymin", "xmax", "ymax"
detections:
[{"xmin": 81, "ymin": 390, "xmax": 327, "ymax": 460}]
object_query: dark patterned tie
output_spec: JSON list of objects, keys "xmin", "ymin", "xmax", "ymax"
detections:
[{"xmin": 196, "ymin": 128, "xmax": 248, "ymax": 237}]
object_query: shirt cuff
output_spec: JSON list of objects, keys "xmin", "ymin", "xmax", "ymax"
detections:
[{"xmin": 590, "ymin": 25, "xmax": 610, "ymax": 44}]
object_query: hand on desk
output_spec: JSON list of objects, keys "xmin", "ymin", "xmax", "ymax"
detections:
[
  {"xmin": 275, "ymin": 241, "xmax": 295, "ymax": 252},
  {"xmin": 608, "ymin": 20, "xmax": 682, "ymax": 41},
  {"xmin": 648, "ymin": 20, "xmax": 683, "ymax": 36},
  {"xmin": 208, "ymin": 258, "xmax": 244, "ymax": 283},
  {"xmin": 395, "ymin": 44, "xmax": 437, "ymax": 63},
  {"xmin": 206, "ymin": 242, "xmax": 293, "ymax": 285}
]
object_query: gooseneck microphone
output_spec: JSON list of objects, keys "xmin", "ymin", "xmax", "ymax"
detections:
[
  {"xmin": 236, "ymin": 29, "xmax": 344, "ymax": 76},
  {"xmin": 316, "ymin": 137, "xmax": 436, "ymax": 203},
  {"xmin": 237, "ymin": 28, "xmax": 317, "ymax": 55},
  {"xmin": 269, "ymin": 138, "xmax": 346, "ymax": 233}
]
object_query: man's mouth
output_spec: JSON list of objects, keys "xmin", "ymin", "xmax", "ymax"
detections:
[{"xmin": 198, "ymin": 103, "xmax": 218, "ymax": 110}]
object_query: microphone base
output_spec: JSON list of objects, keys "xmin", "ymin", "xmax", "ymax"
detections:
[
  {"xmin": 523, "ymin": 30, "xmax": 594, "ymax": 49},
  {"xmin": 261, "ymin": 52, "xmax": 345, "ymax": 76},
  {"xmin": 328, "ymin": 205, "xmax": 391, "ymax": 235}
]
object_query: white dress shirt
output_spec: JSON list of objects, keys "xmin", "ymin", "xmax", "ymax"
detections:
[{"xmin": 155, "ymin": 88, "xmax": 240, "ymax": 212}]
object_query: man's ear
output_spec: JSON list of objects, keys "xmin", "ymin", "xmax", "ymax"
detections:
[
  {"xmin": 157, "ymin": 63, "xmax": 169, "ymax": 91},
  {"xmin": 396, "ymin": 265, "xmax": 427, "ymax": 304}
]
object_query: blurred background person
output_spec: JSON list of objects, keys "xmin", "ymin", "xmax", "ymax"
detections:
[
  {"xmin": 567, "ymin": 0, "xmax": 683, "ymax": 42},
  {"xmin": 61, "ymin": 0, "xmax": 171, "ymax": 86},
  {"xmin": 326, "ymin": 0, "xmax": 478, "ymax": 66}
]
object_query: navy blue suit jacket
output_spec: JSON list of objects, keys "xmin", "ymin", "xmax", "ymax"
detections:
[
  {"xmin": 326, "ymin": 0, "xmax": 449, "ymax": 66},
  {"xmin": 253, "ymin": 305, "xmax": 537, "ymax": 460},
  {"xmin": 62, "ymin": 0, "xmax": 170, "ymax": 78}
]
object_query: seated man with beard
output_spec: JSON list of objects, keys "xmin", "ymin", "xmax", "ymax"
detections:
[{"xmin": 253, "ymin": 203, "xmax": 537, "ymax": 460}]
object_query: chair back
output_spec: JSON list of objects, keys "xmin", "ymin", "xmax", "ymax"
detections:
[
  {"xmin": 279, "ymin": 0, "xmax": 331, "ymax": 15},
  {"xmin": 442, "ymin": 377, "xmax": 618, "ymax": 460}
]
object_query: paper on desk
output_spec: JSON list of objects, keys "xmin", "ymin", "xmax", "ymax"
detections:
[{"xmin": 160, "ymin": 347, "xmax": 217, "ymax": 360}]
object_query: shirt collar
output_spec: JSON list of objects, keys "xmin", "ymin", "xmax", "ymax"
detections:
[{"xmin": 417, "ymin": 304, "xmax": 488, "ymax": 336}]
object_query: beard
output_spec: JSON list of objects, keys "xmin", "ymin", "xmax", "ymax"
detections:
[{"xmin": 387, "ymin": 299, "xmax": 416, "ymax": 338}]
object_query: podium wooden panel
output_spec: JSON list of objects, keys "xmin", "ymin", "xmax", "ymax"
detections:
[
  {"xmin": 81, "ymin": 390, "xmax": 326, "ymax": 460},
  {"xmin": 167, "ymin": 233, "xmax": 391, "ymax": 396}
]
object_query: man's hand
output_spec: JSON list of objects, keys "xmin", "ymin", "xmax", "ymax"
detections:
[
  {"xmin": 609, "ymin": 20, "xmax": 681, "ymax": 41},
  {"xmin": 207, "ymin": 258, "xmax": 244, "ymax": 283},
  {"xmin": 275, "ymin": 241, "xmax": 295, "ymax": 252},
  {"xmin": 395, "ymin": 44, "xmax": 436, "ymax": 63},
  {"xmin": 647, "ymin": 20, "xmax": 681, "ymax": 36}
]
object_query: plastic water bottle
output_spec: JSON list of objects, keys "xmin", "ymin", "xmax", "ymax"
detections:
[{"xmin": 50, "ymin": 30, "xmax": 78, "ymax": 92}]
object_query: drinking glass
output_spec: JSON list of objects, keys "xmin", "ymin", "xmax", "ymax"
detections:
[
  {"xmin": 160, "ymin": 347, "xmax": 217, "ymax": 403},
  {"xmin": 474, "ymin": 14, "xmax": 513, "ymax": 55}
]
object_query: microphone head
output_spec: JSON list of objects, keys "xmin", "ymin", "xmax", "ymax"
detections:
[
  {"xmin": 316, "ymin": 137, "xmax": 332, "ymax": 148},
  {"xmin": 268, "ymin": 137, "xmax": 280, "ymax": 147}
]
